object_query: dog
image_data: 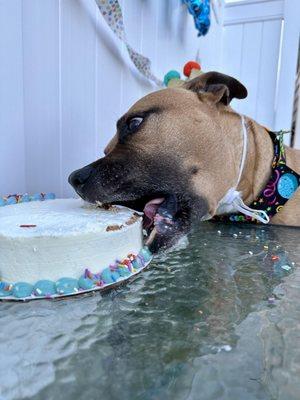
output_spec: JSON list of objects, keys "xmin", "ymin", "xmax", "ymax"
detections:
[{"xmin": 69, "ymin": 72, "xmax": 300, "ymax": 251}]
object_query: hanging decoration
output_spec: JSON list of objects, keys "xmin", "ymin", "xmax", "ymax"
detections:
[
  {"xmin": 183, "ymin": 0, "xmax": 211, "ymax": 36},
  {"xmin": 94, "ymin": 1, "xmax": 209, "ymax": 86},
  {"xmin": 94, "ymin": 0, "xmax": 163, "ymax": 87},
  {"xmin": 163, "ymin": 61, "xmax": 203, "ymax": 88}
]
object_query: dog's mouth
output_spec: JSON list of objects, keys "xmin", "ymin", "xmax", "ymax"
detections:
[{"xmin": 110, "ymin": 193, "xmax": 190, "ymax": 253}]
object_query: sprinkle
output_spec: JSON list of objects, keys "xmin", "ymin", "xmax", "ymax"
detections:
[
  {"xmin": 20, "ymin": 224, "xmax": 37, "ymax": 228},
  {"xmin": 137, "ymin": 254, "xmax": 145, "ymax": 265},
  {"xmin": 128, "ymin": 253, "xmax": 137, "ymax": 260},
  {"xmin": 109, "ymin": 263, "xmax": 118, "ymax": 271},
  {"xmin": 268, "ymin": 296, "xmax": 276, "ymax": 305},
  {"xmin": 213, "ymin": 345, "xmax": 232, "ymax": 353},
  {"xmin": 271, "ymin": 255, "xmax": 280, "ymax": 261},
  {"xmin": 233, "ymin": 234, "xmax": 238, "ymax": 238},
  {"xmin": 263, "ymin": 245, "xmax": 269, "ymax": 251},
  {"xmin": 121, "ymin": 259, "xmax": 131, "ymax": 267},
  {"xmin": 248, "ymin": 251, "xmax": 253, "ymax": 255},
  {"xmin": 281, "ymin": 264, "xmax": 291, "ymax": 271},
  {"xmin": 84, "ymin": 268, "xmax": 89, "ymax": 279},
  {"xmin": 221, "ymin": 345, "xmax": 232, "ymax": 352}
]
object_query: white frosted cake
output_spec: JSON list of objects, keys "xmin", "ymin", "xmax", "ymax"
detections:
[{"xmin": 0, "ymin": 198, "xmax": 151, "ymax": 300}]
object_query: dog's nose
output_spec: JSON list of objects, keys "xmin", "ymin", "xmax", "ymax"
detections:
[{"xmin": 68, "ymin": 165, "xmax": 94, "ymax": 191}]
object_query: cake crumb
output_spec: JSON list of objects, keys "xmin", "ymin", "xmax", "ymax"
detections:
[
  {"xmin": 106, "ymin": 224, "xmax": 123, "ymax": 232},
  {"xmin": 125, "ymin": 213, "xmax": 141, "ymax": 225},
  {"xmin": 96, "ymin": 201, "xmax": 118, "ymax": 212}
]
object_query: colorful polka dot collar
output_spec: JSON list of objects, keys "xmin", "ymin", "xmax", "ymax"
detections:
[{"xmin": 215, "ymin": 130, "xmax": 300, "ymax": 224}]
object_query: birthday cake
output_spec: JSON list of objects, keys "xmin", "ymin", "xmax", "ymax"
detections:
[{"xmin": 0, "ymin": 196, "xmax": 152, "ymax": 300}]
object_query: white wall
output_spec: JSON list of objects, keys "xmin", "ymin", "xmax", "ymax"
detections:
[
  {"xmin": 221, "ymin": 0, "xmax": 283, "ymax": 128},
  {"xmin": 0, "ymin": 0, "xmax": 298, "ymax": 198},
  {"xmin": 0, "ymin": 0, "xmax": 222, "ymax": 197},
  {"xmin": 221, "ymin": 0, "xmax": 300, "ymax": 144},
  {"xmin": 0, "ymin": 0, "xmax": 26, "ymax": 195}
]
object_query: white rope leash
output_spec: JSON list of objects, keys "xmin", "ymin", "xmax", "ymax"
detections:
[
  {"xmin": 216, "ymin": 115, "xmax": 270, "ymax": 224},
  {"xmin": 236, "ymin": 115, "xmax": 248, "ymax": 187}
]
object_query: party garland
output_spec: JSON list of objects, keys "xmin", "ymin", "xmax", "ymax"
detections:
[{"xmin": 94, "ymin": 0, "xmax": 210, "ymax": 86}]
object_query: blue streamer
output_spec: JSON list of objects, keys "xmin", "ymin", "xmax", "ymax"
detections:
[{"xmin": 183, "ymin": 0, "xmax": 211, "ymax": 37}]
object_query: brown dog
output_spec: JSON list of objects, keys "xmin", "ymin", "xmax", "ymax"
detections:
[{"xmin": 69, "ymin": 72, "xmax": 300, "ymax": 249}]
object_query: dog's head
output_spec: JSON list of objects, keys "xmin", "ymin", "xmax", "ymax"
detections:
[{"xmin": 69, "ymin": 72, "xmax": 247, "ymax": 251}]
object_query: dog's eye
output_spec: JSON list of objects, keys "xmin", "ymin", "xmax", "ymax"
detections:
[{"xmin": 127, "ymin": 117, "xmax": 143, "ymax": 132}]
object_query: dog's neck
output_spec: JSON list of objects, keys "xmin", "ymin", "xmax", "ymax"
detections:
[
  {"xmin": 214, "ymin": 113, "xmax": 275, "ymax": 223},
  {"xmin": 214, "ymin": 111, "xmax": 300, "ymax": 225}
]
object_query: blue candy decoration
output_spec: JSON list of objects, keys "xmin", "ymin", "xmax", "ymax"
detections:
[
  {"xmin": 78, "ymin": 276, "xmax": 94, "ymax": 290},
  {"xmin": 6, "ymin": 197, "xmax": 17, "ymax": 205},
  {"xmin": 277, "ymin": 173, "xmax": 299, "ymax": 199},
  {"xmin": 33, "ymin": 280, "xmax": 56, "ymax": 296},
  {"xmin": 13, "ymin": 282, "xmax": 34, "ymax": 298},
  {"xmin": 101, "ymin": 268, "xmax": 114, "ymax": 284},
  {"xmin": 31, "ymin": 193, "xmax": 43, "ymax": 201},
  {"xmin": 140, "ymin": 247, "xmax": 152, "ymax": 263},
  {"xmin": 117, "ymin": 266, "xmax": 131, "ymax": 277},
  {"xmin": 22, "ymin": 194, "xmax": 30, "ymax": 202},
  {"xmin": 44, "ymin": 193, "xmax": 56, "ymax": 200},
  {"xmin": 132, "ymin": 257, "xmax": 143, "ymax": 269},
  {"xmin": 183, "ymin": 0, "xmax": 210, "ymax": 36},
  {"xmin": 0, "ymin": 282, "xmax": 13, "ymax": 297},
  {"xmin": 111, "ymin": 271, "xmax": 121, "ymax": 282},
  {"xmin": 56, "ymin": 278, "xmax": 79, "ymax": 295}
]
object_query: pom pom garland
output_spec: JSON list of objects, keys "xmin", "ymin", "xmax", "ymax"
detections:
[{"xmin": 164, "ymin": 61, "xmax": 202, "ymax": 87}]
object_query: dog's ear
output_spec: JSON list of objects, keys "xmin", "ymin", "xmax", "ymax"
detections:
[{"xmin": 184, "ymin": 71, "xmax": 247, "ymax": 105}]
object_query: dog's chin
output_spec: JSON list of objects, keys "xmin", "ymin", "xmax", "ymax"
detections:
[{"xmin": 81, "ymin": 192, "xmax": 191, "ymax": 253}]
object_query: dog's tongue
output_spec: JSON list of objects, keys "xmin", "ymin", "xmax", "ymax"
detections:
[
  {"xmin": 143, "ymin": 198, "xmax": 165, "ymax": 228},
  {"xmin": 144, "ymin": 194, "xmax": 185, "ymax": 253}
]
